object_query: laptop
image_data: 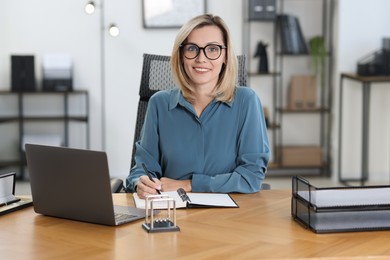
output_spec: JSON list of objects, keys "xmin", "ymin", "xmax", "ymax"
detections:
[{"xmin": 25, "ymin": 143, "xmax": 145, "ymax": 226}]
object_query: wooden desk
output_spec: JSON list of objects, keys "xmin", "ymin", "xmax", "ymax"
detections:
[{"xmin": 1, "ymin": 191, "xmax": 390, "ymax": 259}]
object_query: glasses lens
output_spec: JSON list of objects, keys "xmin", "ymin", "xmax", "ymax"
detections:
[
  {"xmin": 181, "ymin": 44, "xmax": 225, "ymax": 60},
  {"xmin": 204, "ymin": 45, "xmax": 222, "ymax": 60},
  {"xmin": 182, "ymin": 44, "xmax": 199, "ymax": 59}
]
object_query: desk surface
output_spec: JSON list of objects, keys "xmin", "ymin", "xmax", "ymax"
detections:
[
  {"xmin": 341, "ymin": 73, "xmax": 390, "ymax": 82},
  {"xmin": 1, "ymin": 190, "xmax": 390, "ymax": 259}
]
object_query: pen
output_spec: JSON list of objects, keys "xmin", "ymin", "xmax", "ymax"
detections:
[
  {"xmin": 0, "ymin": 198, "xmax": 21, "ymax": 207},
  {"xmin": 141, "ymin": 163, "xmax": 161, "ymax": 194}
]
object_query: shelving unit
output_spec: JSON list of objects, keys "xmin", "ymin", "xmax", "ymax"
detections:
[
  {"xmin": 0, "ymin": 90, "xmax": 89, "ymax": 179},
  {"xmin": 243, "ymin": 0, "xmax": 334, "ymax": 176}
]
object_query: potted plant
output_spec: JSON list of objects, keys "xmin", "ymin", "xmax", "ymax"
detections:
[{"xmin": 308, "ymin": 36, "xmax": 327, "ymax": 82}]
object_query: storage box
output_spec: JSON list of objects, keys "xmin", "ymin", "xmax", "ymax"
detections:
[
  {"xmin": 42, "ymin": 53, "xmax": 73, "ymax": 91},
  {"xmin": 292, "ymin": 176, "xmax": 390, "ymax": 233},
  {"xmin": 279, "ymin": 146, "xmax": 322, "ymax": 167},
  {"xmin": 248, "ymin": 0, "xmax": 276, "ymax": 21},
  {"xmin": 288, "ymin": 75, "xmax": 316, "ymax": 109}
]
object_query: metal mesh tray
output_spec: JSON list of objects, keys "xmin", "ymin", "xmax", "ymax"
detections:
[{"xmin": 291, "ymin": 176, "xmax": 390, "ymax": 233}]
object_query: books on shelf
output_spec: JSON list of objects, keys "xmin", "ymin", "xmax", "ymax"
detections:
[{"xmin": 277, "ymin": 14, "xmax": 308, "ymax": 55}]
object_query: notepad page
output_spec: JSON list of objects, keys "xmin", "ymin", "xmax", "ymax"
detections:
[
  {"xmin": 188, "ymin": 193, "xmax": 237, "ymax": 207},
  {"xmin": 133, "ymin": 191, "xmax": 187, "ymax": 209},
  {"xmin": 297, "ymin": 188, "xmax": 390, "ymax": 207},
  {"xmin": 0, "ymin": 174, "xmax": 14, "ymax": 202}
]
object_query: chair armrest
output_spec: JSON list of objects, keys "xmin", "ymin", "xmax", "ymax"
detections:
[
  {"xmin": 261, "ymin": 183, "xmax": 271, "ymax": 190},
  {"xmin": 110, "ymin": 178, "xmax": 124, "ymax": 193}
]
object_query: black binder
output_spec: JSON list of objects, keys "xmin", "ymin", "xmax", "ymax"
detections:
[
  {"xmin": 277, "ymin": 14, "xmax": 308, "ymax": 54},
  {"xmin": 11, "ymin": 55, "xmax": 36, "ymax": 92}
]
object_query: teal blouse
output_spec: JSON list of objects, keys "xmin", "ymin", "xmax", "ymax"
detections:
[{"xmin": 126, "ymin": 87, "xmax": 270, "ymax": 193}]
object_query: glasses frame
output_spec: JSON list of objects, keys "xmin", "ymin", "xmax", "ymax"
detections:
[{"xmin": 180, "ymin": 43, "xmax": 227, "ymax": 60}]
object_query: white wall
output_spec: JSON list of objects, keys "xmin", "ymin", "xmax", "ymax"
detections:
[
  {"xmin": 2, "ymin": 0, "xmax": 390, "ymax": 183},
  {"xmin": 0, "ymin": 1, "xmax": 102, "ymax": 161},
  {"xmin": 0, "ymin": 0, "xmax": 243, "ymax": 179}
]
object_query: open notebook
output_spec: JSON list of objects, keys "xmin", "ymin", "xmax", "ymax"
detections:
[{"xmin": 133, "ymin": 189, "xmax": 238, "ymax": 209}]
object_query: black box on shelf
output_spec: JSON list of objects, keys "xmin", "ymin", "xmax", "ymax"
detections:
[
  {"xmin": 248, "ymin": 0, "xmax": 276, "ymax": 21},
  {"xmin": 357, "ymin": 38, "xmax": 390, "ymax": 76},
  {"xmin": 42, "ymin": 79, "xmax": 73, "ymax": 92},
  {"xmin": 292, "ymin": 176, "xmax": 390, "ymax": 233},
  {"xmin": 42, "ymin": 54, "xmax": 73, "ymax": 92},
  {"xmin": 357, "ymin": 50, "xmax": 390, "ymax": 76},
  {"xmin": 11, "ymin": 55, "xmax": 36, "ymax": 92}
]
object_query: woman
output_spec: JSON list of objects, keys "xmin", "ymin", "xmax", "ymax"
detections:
[{"xmin": 126, "ymin": 14, "xmax": 270, "ymax": 198}]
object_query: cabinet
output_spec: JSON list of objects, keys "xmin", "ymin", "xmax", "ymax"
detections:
[
  {"xmin": 0, "ymin": 90, "xmax": 89, "ymax": 179},
  {"xmin": 243, "ymin": 0, "xmax": 334, "ymax": 176}
]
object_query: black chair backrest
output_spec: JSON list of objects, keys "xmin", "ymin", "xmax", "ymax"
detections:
[{"xmin": 130, "ymin": 53, "xmax": 247, "ymax": 168}]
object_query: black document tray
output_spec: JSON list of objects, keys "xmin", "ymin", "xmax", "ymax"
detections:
[{"xmin": 291, "ymin": 176, "xmax": 390, "ymax": 233}]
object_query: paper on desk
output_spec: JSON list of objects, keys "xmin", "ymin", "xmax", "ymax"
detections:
[
  {"xmin": 297, "ymin": 188, "xmax": 390, "ymax": 207},
  {"xmin": 187, "ymin": 193, "xmax": 238, "ymax": 207},
  {"xmin": 133, "ymin": 191, "xmax": 187, "ymax": 209},
  {"xmin": 0, "ymin": 174, "xmax": 15, "ymax": 204}
]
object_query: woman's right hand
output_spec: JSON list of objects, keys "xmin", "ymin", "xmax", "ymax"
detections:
[{"xmin": 136, "ymin": 175, "xmax": 162, "ymax": 199}]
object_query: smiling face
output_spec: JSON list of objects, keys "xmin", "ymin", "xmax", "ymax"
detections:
[{"xmin": 182, "ymin": 25, "xmax": 226, "ymax": 92}]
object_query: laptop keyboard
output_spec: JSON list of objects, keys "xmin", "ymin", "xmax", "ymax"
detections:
[
  {"xmin": 113, "ymin": 205, "xmax": 145, "ymax": 225},
  {"xmin": 115, "ymin": 213, "xmax": 137, "ymax": 222}
]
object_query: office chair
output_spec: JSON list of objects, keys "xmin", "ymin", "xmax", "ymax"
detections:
[{"xmin": 111, "ymin": 53, "xmax": 270, "ymax": 192}]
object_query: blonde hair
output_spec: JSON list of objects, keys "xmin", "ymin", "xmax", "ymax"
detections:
[{"xmin": 171, "ymin": 14, "xmax": 238, "ymax": 103}]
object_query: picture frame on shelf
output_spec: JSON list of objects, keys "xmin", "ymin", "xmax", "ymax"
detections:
[{"xmin": 142, "ymin": 0, "xmax": 207, "ymax": 29}]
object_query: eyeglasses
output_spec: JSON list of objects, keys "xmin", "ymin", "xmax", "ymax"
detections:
[{"xmin": 180, "ymin": 43, "xmax": 226, "ymax": 60}]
